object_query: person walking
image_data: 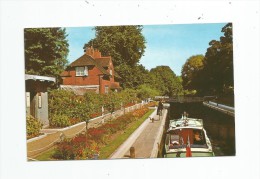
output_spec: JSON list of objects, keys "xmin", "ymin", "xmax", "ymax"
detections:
[{"xmin": 157, "ymin": 99, "xmax": 163, "ymax": 116}]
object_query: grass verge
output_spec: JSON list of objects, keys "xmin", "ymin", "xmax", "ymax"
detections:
[{"xmin": 35, "ymin": 147, "xmax": 56, "ymax": 161}]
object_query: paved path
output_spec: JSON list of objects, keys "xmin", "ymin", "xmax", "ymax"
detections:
[{"xmin": 110, "ymin": 108, "xmax": 168, "ymax": 159}]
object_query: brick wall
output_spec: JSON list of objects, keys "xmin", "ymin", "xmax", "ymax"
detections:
[{"xmin": 63, "ymin": 67, "xmax": 102, "ymax": 86}]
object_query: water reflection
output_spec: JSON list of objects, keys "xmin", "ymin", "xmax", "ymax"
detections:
[{"xmin": 167, "ymin": 102, "xmax": 236, "ymax": 156}]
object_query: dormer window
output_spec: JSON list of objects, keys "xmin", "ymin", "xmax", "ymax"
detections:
[{"xmin": 76, "ymin": 66, "xmax": 88, "ymax": 76}]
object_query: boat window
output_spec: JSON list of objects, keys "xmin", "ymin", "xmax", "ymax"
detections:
[
  {"xmin": 169, "ymin": 134, "xmax": 180, "ymax": 149},
  {"xmin": 193, "ymin": 130, "xmax": 206, "ymax": 145},
  {"xmin": 165, "ymin": 134, "xmax": 169, "ymax": 144}
]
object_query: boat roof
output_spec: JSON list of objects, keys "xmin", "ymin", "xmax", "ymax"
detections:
[{"xmin": 169, "ymin": 117, "xmax": 204, "ymax": 131}]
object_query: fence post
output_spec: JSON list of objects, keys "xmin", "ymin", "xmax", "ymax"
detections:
[{"xmin": 130, "ymin": 147, "xmax": 135, "ymax": 158}]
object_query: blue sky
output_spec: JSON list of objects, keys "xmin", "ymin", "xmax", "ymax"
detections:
[{"xmin": 66, "ymin": 23, "xmax": 226, "ymax": 76}]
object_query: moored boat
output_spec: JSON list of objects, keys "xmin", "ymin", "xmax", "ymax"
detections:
[{"xmin": 164, "ymin": 112, "xmax": 214, "ymax": 158}]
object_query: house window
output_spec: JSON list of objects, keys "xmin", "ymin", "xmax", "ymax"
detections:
[
  {"xmin": 38, "ymin": 92, "xmax": 42, "ymax": 108},
  {"xmin": 105, "ymin": 85, "xmax": 109, "ymax": 94},
  {"xmin": 110, "ymin": 69, "xmax": 113, "ymax": 76},
  {"xmin": 26, "ymin": 92, "xmax": 30, "ymax": 107},
  {"xmin": 76, "ymin": 66, "xmax": 88, "ymax": 76}
]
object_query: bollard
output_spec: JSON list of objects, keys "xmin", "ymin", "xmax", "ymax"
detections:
[
  {"xmin": 93, "ymin": 154, "xmax": 99, "ymax": 160},
  {"xmin": 130, "ymin": 147, "xmax": 135, "ymax": 158}
]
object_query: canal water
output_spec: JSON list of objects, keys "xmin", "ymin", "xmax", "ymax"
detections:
[{"xmin": 161, "ymin": 102, "xmax": 235, "ymax": 157}]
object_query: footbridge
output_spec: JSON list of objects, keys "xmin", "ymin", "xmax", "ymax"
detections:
[{"xmin": 164, "ymin": 96, "xmax": 205, "ymax": 103}]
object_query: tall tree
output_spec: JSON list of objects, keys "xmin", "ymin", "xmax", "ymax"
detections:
[
  {"xmin": 181, "ymin": 55, "xmax": 205, "ymax": 94},
  {"xmin": 117, "ymin": 64, "xmax": 151, "ymax": 89},
  {"xmin": 149, "ymin": 66, "xmax": 182, "ymax": 96},
  {"xmin": 84, "ymin": 25, "xmax": 146, "ymax": 67},
  {"xmin": 24, "ymin": 28, "xmax": 69, "ymax": 83},
  {"xmin": 84, "ymin": 26, "xmax": 146, "ymax": 89},
  {"xmin": 202, "ymin": 23, "xmax": 233, "ymax": 95}
]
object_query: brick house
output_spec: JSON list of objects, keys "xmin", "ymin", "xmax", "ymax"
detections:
[{"xmin": 60, "ymin": 47, "xmax": 121, "ymax": 94}]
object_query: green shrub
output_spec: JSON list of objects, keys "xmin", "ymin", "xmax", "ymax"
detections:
[
  {"xmin": 48, "ymin": 89, "xmax": 141, "ymax": 128},
  {"xmin": 137, "ymin": 84, "xmax": 160, "ymax": 100},
  {"xmin": 50, "ymin": 114, "xmax": 71, "ymax": 128},
  {"xmin": 49, "ymin": 90, "xmax": 90, "ymax": 123},
  {"xmin": 26, "ymin": 115, "xmax": 43, "ymax": 139}
]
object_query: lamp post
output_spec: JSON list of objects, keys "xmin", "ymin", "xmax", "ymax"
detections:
[{"xmin": 85, "ymin": 119, "xmax": 89, "ymax": 146}]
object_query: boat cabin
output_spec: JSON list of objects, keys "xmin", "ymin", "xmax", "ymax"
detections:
[
  {"xmin": 164, "ymin": 115, "xmax": 214, "ymax": 158},
  {"xmin": 166, "ymin": 128, "xmax": 207, "ymax": 149}
]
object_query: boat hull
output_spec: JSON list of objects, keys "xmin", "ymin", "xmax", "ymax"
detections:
[{"xmin": 164, "ymin": 151, "xmax": 214, "ymax": 158}]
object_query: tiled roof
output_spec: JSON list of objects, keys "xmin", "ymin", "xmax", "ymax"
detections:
[
  {"xmin": 110, "ymin": 82, "xmax": 121, "ymax": 89},
  {"xmin": 69, "ymin": 54, "xmax": 110, "ymax": 76},
  {"xmin": 95, "ymin": 57, "xmax": 110, "ymax": 67}
]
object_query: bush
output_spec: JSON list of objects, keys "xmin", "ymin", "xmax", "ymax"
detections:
[
  {"xmin": 26, "ymin": 115, "xmax": 43, "ymax": 139},
  {"xmin": 50, "ymin": 114, "xmax": 71, "ymax": 128},
  {"xmin": 137, "ymin": 84, "xmax": 160, "ymax": 100},
  {"xmin": 53, "ymin": 134, "xmax": 100, "ymax": 160},
  {"xmin": 49, "ymin": 90, "xmax": 90, "ymax": 127},
  {"xmin": 48, "ymin": 89, "xmax": 142, "ymax": 128}
]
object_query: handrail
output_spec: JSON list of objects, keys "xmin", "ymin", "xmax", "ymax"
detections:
[{"xmin": 166, "ymin": 97, "xmax": 204, "ymax": 103}]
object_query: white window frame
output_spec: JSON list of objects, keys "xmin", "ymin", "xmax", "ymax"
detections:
[
  {"xmin": 76, "ymin": 66, "xmax": 88, "ymax": 76},
  {"xmin": 105, "ymin": 85, "xmax": 109, "ymax": 94}
]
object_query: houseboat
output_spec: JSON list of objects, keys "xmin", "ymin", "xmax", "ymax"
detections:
[{"xmin": 164, "ymin": 112, "xmax": 214, "ymax": 158}]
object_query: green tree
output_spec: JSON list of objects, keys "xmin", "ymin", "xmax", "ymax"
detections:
[
  {"xmin": 181, "ymin": 55, "xmax": 205, "ymax": 94},
  {"xmin": 24, "ymin": 28, "xmax": 69, "ymax": 84},
  {"xmin": 136, "ymin": 84, "xmax": 160, "ymax": 100},
  {"xmin": 149, "ymin": 66, "xmax": 182, "ymax": 96},
  {"xmin": 116, "ymin": 64, "xmax": 151, "ymax": 89},
  {"xmin": 202, "ymin": 23, "xmax": 233, "ymax": 95},
  {"xmin": 84, "ymin": 26, "xmax": 146, "ymax": 89},
  {"xmin": 84, "ymin": 26, "xmax": 146, "ymax": 67},
  {"xmin": 103, "ymin": 92, "xmax": 122, "ymax": 114},
  {"xmin": 118, "ymin": 88, "xmax": 138, "ymax": 106}
]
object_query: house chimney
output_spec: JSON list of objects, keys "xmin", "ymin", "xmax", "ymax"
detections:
[
  {"xmin": 85, "ymin": 46, "xmax": 102, "ymax": 58},
  {"xmin": 93, "ymin": 49, "xmax": 101, "ymax": 58},
  {"xmin": 85, "ymin": 46, "xmax": 94, "ymax": 57}
]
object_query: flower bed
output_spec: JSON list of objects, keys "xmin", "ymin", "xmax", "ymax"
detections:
[{"xmin": 52, "ymin": 106, "xmax": 150, "ymax": 160}]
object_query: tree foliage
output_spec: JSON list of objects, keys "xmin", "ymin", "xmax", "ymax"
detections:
[
  {"xmin": 84, "ymin": 25, "xmax": 146, "ymax": 67},
  {"xmin": 181, "ymin": 55, "xmax": 205, "ymax": 92},
  {"xmin": 181, "ymin": 23, "xmax": 233, "ymax": 96},
  {"xmin": 136, "ymin": 84, "xmax": 160, "ymax": 100},
  {"xmin": 202, "ymin": 23, "xmax": 233, "ymax": 95},
  {"xmin": 84, "ymin": 26, "xmax": 146, "ymax": 88},
  {"xmin": 116, "ymin": 64, "xmax": 151, "ymax": 89},
  {"xmin": 149, "ymin": 66, "xmax": 183, "ymax": 96},
  {"xmin": 24, "ymin": 28, "xmax": 69, "ymax": 83}
]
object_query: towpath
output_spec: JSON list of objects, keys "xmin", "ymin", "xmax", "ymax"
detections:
[{"xmin": 110, "ymin": 108, "xmax": 168, "ymax": 159}]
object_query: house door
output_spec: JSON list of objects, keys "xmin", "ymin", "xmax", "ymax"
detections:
[{"xmin": 30, "ymin": 92, "xmax": 36, "ymax": 118}]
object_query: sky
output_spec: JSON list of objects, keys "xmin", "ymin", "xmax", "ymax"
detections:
[{"xmin": 66, "ymin": 23, "xmax": 226, "ymax": 76}]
